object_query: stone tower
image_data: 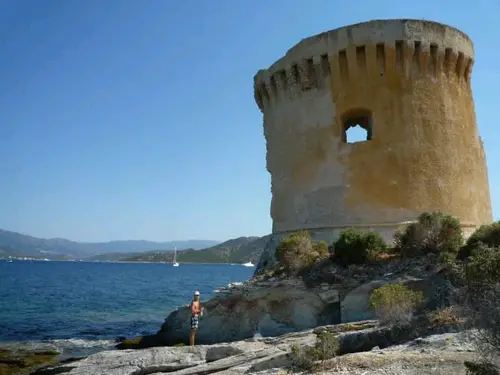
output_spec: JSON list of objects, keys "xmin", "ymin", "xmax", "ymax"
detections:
[{"xmin": 253, "ymin": 19, "xmax": 492, "ymax": 243}]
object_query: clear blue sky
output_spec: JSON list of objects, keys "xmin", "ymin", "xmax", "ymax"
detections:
[{"xmin": 0, "ymin": 0, "xmax": 498, "ymax": 242}]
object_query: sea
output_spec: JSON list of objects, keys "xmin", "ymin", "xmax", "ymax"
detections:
[{"xmin": 0, "ymin": 260, "xmax": 254, "ymax": 359}]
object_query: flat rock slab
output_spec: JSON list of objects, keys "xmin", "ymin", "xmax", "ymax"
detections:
[{"xmin": 33, "ymin": 326, "xmax": 479, "ymax": 375}]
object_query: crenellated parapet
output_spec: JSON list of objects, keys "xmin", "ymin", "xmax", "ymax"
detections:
[
  {"xmin": 253, "ymin": 18, "xmax": 492, "ymax": 240},
  {"xmin": 254, "ymin": 19, "xmax": 474, "ymax": 112}
]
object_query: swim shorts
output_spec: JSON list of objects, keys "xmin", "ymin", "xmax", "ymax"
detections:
[{"xmin": 191, "ymin": 315, "xmax": 199, "ymax": 329}]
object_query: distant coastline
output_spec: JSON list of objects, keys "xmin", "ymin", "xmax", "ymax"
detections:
[
  {"xmin": 0, "ymin": 258, "xmax": 250, "ymax": 266},
  {"xmin": 0, "ymin": 229, "xmax": 266, "ymax": 265}
]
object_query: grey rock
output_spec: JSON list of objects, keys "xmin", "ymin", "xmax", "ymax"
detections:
[
  {"xmin": 35, "ymin": 326, "xmax": 478, "ymax": 375},
  {"xmin": 157, "ymin": 280, "xmax": 342, "ymax": 346},
  {"xmin": 157, "ymin": 256, "xmax": 455, "ymax": 347}
]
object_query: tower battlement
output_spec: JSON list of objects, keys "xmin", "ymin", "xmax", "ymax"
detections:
[
  {"xmin": 253, "ymin": 18, "xmax": 492, "ymax": 238},
  {"xmin": 254, "ymin": 19, "xmax": 474, "ymax": 111}
]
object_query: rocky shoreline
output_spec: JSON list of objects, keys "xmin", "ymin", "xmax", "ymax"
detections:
[
  {"xmin": 115, "ymin": 253, "xmax": 454, "ymax": 349},
  {"xmin": 3, "ymin": 252, "xmax": 476, "ymax": 375},
  {"xmin": 0, "ymin": 348, "xmax": 60, "ymax": 375},
  {"xmin": 30, "ymin": 321, "xmax": 477, "ymax": 375}
]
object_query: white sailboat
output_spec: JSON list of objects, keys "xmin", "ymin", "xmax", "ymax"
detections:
[
  {"xmin": 173, "ymin": 246, "xmax": 179, "ymax": 267},
  {"xmin": 242, "ymin": 261, "xmax": 254, "ymax": 267}
]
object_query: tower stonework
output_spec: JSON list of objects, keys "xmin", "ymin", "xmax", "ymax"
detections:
[{"xmin": 254, "ymin": 19, "xmax": 493, "ymax": 246}]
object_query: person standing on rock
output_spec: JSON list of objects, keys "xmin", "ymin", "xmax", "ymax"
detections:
[{"xmin": 189, "ymin": 290, "xmax": 204, "ymax": 345}]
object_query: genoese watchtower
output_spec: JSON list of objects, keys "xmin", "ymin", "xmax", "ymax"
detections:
[{"xmin": 254, "ymin": 19, "xmax": 492, "ymax": 243}]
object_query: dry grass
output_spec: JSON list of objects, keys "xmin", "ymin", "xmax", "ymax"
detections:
[
  {"xmin": 316, "ymin": 321, "xmax": 377, "ymax": 335},
  {"xmin": 315, "ymin": 350, "xmax": 476, "ymax": 374},
  {"xmin": 427, "ymin": 306, "xmax": 464, "ymax": 327},
  {"xmin": 290, "ymin": 332, "xmax": 340, "ymax": 371},
  {"xmin": 370, "ymin": 251, "xmax": 399, "ymax": 262}
]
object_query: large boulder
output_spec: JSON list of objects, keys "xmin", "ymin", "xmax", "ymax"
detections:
[
  {"xmin": 156, "ymin": 279, "xmax": 341, "ymax": 345},
  {"xmin": 152, "ymin": 254, "xmax": 455, "ymax": 347}
]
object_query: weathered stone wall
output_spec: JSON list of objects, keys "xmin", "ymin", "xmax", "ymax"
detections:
[{"xmin": 254, "ymin": 19, "xmax": 493, "ymax": 238}]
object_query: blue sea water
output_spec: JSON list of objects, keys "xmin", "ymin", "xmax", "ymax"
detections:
[{"xmin": 0, "ymin": 260, "xmax": 254, "ymax": 357}]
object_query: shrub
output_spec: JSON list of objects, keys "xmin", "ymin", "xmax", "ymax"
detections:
[
  {"xmin": 315, "ymin": 331, "xmax": 340, "ymax": 360},
  {"xmin": 275, "ymin": 232, "xmax": 329, "ymax": 275},
  {"xmin": 369, "ymin": 283, "xmax": 424, "ymax": 325},
  {"xmin": 290, "ymin": 343, "xmax": 316, "ymax": 371},
  {"xmin": 290, "ymin": 332, "xmax": 339, "ymax": 370},
  {"xmin": 314, "ymin": 240, "xmax": 329, "ymax": 258},
  {"xmin": 462, "ymin": 245, "xmax": 500, "ymax": 373},
  {"xmin": 394, "ymin": 211, "xmax": 463, "ymax": 257},
  {"xmin": 464, "ymin": 361, "xmax": 500, "ymax": 375},
  {"xmin": 426, "ymin": 306, "xmax": 462, "ymax": 327},
  {"xmin": 332, "ymin": 228, "xmax": 387, "ymax": 265},
  {"xmin": 465, "ymin": 244, "xmax": 500, "ymax": 286},
  {"xmin": 459, "ymin": 221, "xmax": 500, "ymax": 260},
  {"xmin": 302, "ymin": 240, "xmax": 329, "ymax": 266}
]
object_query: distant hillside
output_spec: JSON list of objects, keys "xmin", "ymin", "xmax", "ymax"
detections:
[
  {"xmin": 0, "ymin": 229, "xmax": 220, "ymax": 259},
  {"xmin": 87, "ymin": 252, "xmax": 146, "ymax": 262},
  {"xmin": 0, "ymin": 247, "xmax": 73, "ymax": 260},
  {"xmin": 121, "ymin": 236, "xmax": 268, "ymax": 264}
]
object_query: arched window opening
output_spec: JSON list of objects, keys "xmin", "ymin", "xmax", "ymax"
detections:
[{"xmin": 341, "ymin": 108, "xmax": 373, "ymax": 143}]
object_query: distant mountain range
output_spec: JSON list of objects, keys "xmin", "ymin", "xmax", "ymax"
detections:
[{"xmin": 0, "ymin": 229, "xmax": 220, "ymax": 259}]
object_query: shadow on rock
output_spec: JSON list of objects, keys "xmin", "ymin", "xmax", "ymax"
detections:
[
  {"xmin": 115, "ymin": 334, "xmax": 179, "ymax": 350},
  {"xmin": 337, "ymin": 316, "xmax": 462, "ymax": 355}
]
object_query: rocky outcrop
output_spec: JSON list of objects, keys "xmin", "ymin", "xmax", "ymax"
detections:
[
  {"xmin": 340, "ymin": 271, "xmax": 453, "ymax": 323},
  {"xmin": 311, "ymin": 331, "xmax": 477, "ymax": 375},
  {"xmin": 157, "ymin": 278, "xmax": 341, "ymax": 346},
  {"xmin": 0, "ymin": 348, "xmax": 59, "ymax": 375},
  {"xmin": 152, "ymin": 254, "xmax": 454, "ymax": 347},
  {"xmin": 33, "ymin": 323, "xmax": 476, "ymax": 375}
]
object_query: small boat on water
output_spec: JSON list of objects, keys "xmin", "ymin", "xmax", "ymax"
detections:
[
  {"xmin": 172, "ymin": 246, "xmax": 179, "ymax": 267},
  {"xmin": 242, "ymin": 261, "xmax": 254, "ymax": 267}
]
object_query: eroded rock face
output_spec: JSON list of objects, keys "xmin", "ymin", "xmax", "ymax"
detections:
[
  {"xmin": 157, "ymin": 278, "xmax": 341, "ymax": 346},
  {"xmin": 155, "ymin": 254, "xmax": 454, "ymax": 346}
]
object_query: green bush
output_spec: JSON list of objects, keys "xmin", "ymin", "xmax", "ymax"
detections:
[
  {"xmin": 460, "ymin": 239, "xmax": 500, "ymax": 374},
  {"xmin": 461, "ymin": 245, "xmax": 500, "ymax": 374},
  {"xmin": 465, "ymin": 244, "xmax": 500, "ymax": 286},
  {"xmin": 332, "ymin": 228, "xmax": 387, "ymax": 265},
  {"xmin": 313, "ymin": 241, "xmax": 330, "ymax": 260},
  {"xmin": 275, "ymin": 231, "xmax": 329, "ymax": 274},
  {"xmin": 394, "ymin": 211, "xmax": 463, "ymax": 257},
  {"xmin": 459, "ymin": 221, "xmax": 500, "ymax": 260},
  {"xmin": 369, "ymin": 283, "xmax": 424, "ymax": 325},
  {"xmin": 290, "ymin": 343, "xmax": 316, "ymax": 371},
  {"xmin": 290, "ymin": 332, "xmax": 339, "ymax": 370}
]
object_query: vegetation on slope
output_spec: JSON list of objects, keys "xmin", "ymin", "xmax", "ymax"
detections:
[
  {"xmin": 272, "ymin": 213, "xmax": 500, "ymax": 374},
  {"xmin": 121, "ymin": 236, "xmax": 266, "ymax": 264}
]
